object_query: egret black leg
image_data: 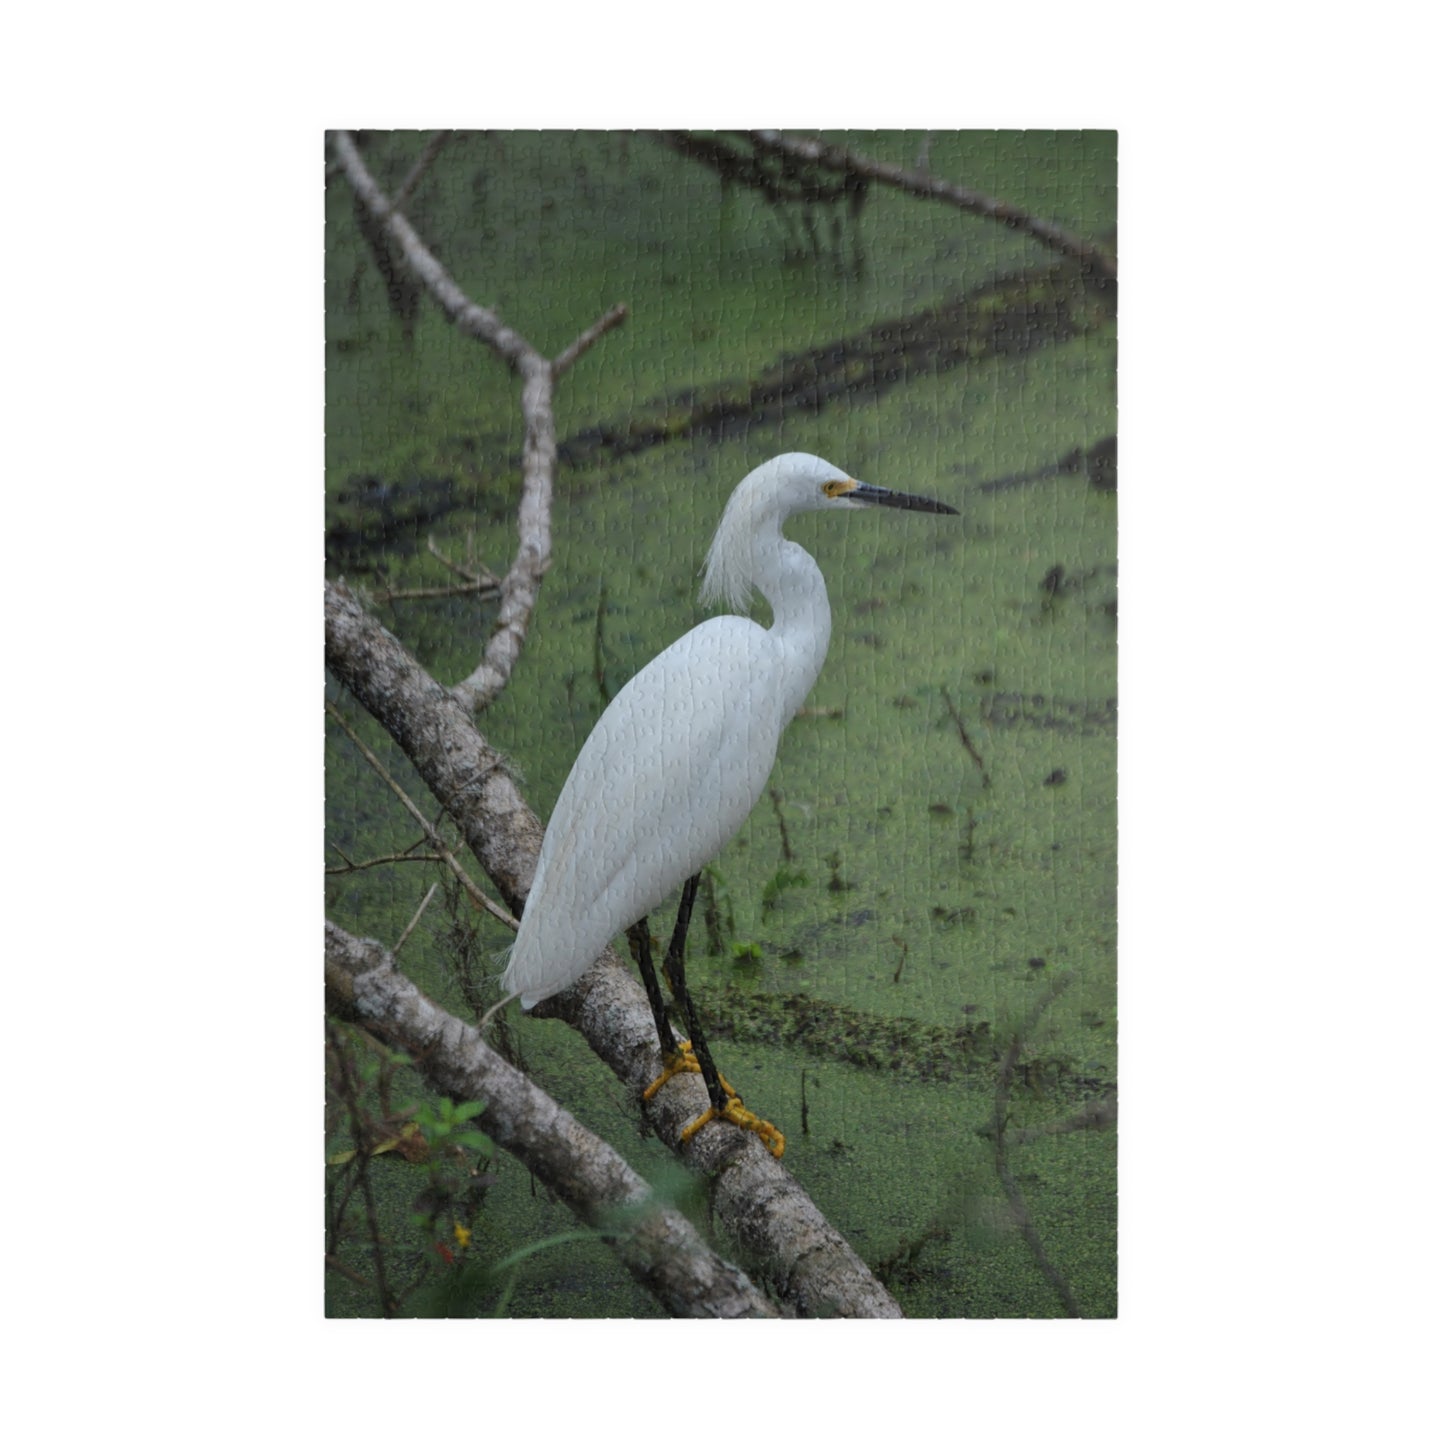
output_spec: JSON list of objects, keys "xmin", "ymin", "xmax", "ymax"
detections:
[
  {"xmin": 660, "ymin": 874, "xmax": 729, "ymax": 1113},
  {"xmin": 640, "ymin": 873, "xmax": 784, "ymax": 1158},
  {"xmin": 626, "ymin": 918, "xmax": 678, "ymax": 1056}
]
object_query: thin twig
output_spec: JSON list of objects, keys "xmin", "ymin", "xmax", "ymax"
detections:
[
  {"xmin": 395, "ymin": 881, "xmax": 439, "ymax": 955},
  {"xmin": 392, "ymin": 131, "xmax": 450, "ymax": 212},
  {"xmin": 326, "ymin": 698, "xmax": 518, "ymax": 931},
  {"xmin": 371, "ymin": 538, "xmax": 505, "ymax": 602},
  {"xmin": 593, "ymin": 578, "xmax": 612, "ymax": 706},
  {"xmin": 553, "ymin": 302, "xmax": 629, "ymax": 378},
  {"xmin": 941, "ymin": 687, "xmax": 990, "ymax": 786},
  {"xmin": 372, "ymin": 580, "xmax": 502, "ymax": 604},
  {"xmin": 326, "ymin": 844, "xmax": 443, "ymax": 875},
  {"xmin": 323, "ymin": 1252, "xmax": 374, "ymax": 1290},
  {"xmin": 891, "ymin": 936, "xmax": 908, "ymax": 984},
  {"xmin": 427, "ymin": 536, "xmax": 500, "ymax": 588},
  {"xmin": 768, "ymin": 788, "xmax": 794, "ymax": 862}
]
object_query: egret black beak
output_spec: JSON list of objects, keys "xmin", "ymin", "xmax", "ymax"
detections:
[{"xmin": 851, "ymin": 482, "xmax": 958, "ymax": 516}]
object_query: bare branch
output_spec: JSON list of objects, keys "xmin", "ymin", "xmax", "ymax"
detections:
[
  {"xmin": 392, "ymin": 131, "xmax": 450, "ymax": 211},
  {"xmin": 325, "ymin": 845, "xmax": 443, "ymax": 876},
  {"xmin": 330, "ymin": 130, "xmax": 536, "ymax": 367},
  {"xmin": 552, "ymin": 302, "xmax": 629, "ymax": 378},
  {"xmin": 370, "ymin": 579, "xmax": 502, "ymax": 605},
  {"xmin": 329, "ymin": 131, "xmax": 630, "ymax": 713},
  {"xmin": 747, "ymin": 130, "xmax": 1116, "ymax": 283},
  {"xmin": 394, "ymin": 881, "xmax": 439, "ymax": 954},
  {"xmin": 427, "ymin": 536, "xmax": 500, "ymax": 589},
  {"xmin": 366, "ymin": 536, "xmax": 506, "ymax": 604},
  {"xmin": 447, "ymin": 350, "xmax": 557, "ymax": 712},
  {"xmin": 324, "ymin": 578, "xmax": 903, "ymax": 1317},
  {"xmin": 326, "ymin": 921, "xmax": 779, "ymax": 1318}
]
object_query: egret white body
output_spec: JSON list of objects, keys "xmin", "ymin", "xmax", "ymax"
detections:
[{"xmin": 501, "ymin": 452, "xmax": 955, "ymax": 1010}]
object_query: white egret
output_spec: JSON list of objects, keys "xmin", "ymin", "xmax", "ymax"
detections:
[{"xmin": 501, "ymin": 452, "xmax": 957, "ymax": 1156}]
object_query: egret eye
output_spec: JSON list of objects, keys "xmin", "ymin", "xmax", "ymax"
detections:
[{"xmin": 822, "ymin": 479, "xmax": 856, "ymax": 498}]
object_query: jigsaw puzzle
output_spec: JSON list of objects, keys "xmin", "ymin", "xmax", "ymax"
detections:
[{"xmin": 324, "ymin": 129, "xmax": 1117, "ymax": 1318}]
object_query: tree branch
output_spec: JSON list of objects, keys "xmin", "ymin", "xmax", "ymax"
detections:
[
  {"xmin": 326, "ymin": 921, "xmax": 778, "ymax": 1318},
  {"xmin": 392, "ymin": 130, "xmax": 450, "ymax": 212},
  {"xmin": 328, "ymin": 129, "xmax": 628, "ymax": 713},
  {"xmin": 746, "ymin": 130, "xmax": 1117, "ymax": 283},
  {"xmin": 427, "ymin": 536, "xmax": 501, "ymax": 588},
  {"xmin": 553, "ymin": 302, "xmax": 629, "ymax": 378},
  {"xmin": 325, "ymin": 843, "xmax": 440, "ymax": 875},
  {"xmin": 330, "ymin": 130, "xmax": 537, "ymax": 367},
  {"xmin": 369, "ymin": 579, "xmax": 502, "ymax": 605},
  {"xmin": 324, "ymin": 577, "xmax": 903, "ymax": 1317},
  {"xmin": 393, "ymin": 880, "xmax": 438, "ymax": 954}
]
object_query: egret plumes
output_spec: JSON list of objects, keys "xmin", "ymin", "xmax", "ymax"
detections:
[{"xmin": 501, "ymin": 452, "xmax": 956, "ymax": 1154}]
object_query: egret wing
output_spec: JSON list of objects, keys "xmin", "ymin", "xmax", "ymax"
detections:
[{"xmin": 504, "ymin": 616, "xmax": 785, "ymax": 1005}]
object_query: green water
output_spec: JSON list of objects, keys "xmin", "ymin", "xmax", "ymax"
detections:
[{"xmin": 325, "ymin": 130, "xmax": 1116, "ymax": 1317}]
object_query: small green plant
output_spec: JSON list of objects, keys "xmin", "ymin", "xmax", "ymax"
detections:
[
  {"xmin": 326, "ymin": 1018, "xmax": 508, "ymax": 1318},
  {"xmin": 409, "ymin": 1098, "xmax": 497, "ymax": 1252},
  {"xmin": 414, "ymin": 1096, "xmax": 489, "ymax": 1153},
  {"xmin": 760, "ymin": 865, "xmax": 809, "ymax": 914}
]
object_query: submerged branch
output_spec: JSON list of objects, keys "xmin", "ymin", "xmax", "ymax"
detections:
[{"xmin": 1004, "ymin": 1096, "xmax": 1117, "ymax": 1147}]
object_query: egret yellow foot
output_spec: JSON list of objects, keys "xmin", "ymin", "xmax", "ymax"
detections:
[
  {"xmin": 642, "ymin": 1040, "xmax": 703, "ymax": 1102},
  {"xmin": 644, "ymin": 1041, "xmax": 785, "ymax": 1157},
  {"xmin": 680, "ymin": 1095, "xmax": 786, "ymax": 1158}
]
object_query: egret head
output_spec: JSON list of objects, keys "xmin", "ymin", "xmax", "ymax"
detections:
[{"xmin": 700, "ymin": 453, "xmax": 957, "ymax": 612}]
